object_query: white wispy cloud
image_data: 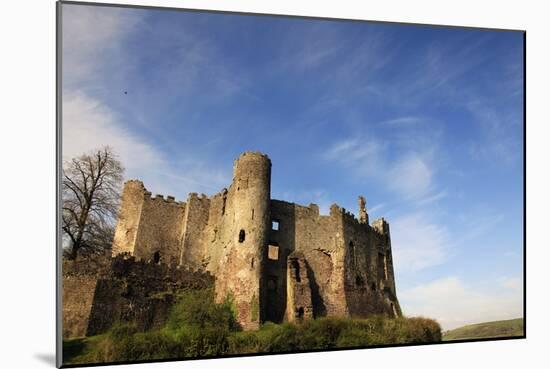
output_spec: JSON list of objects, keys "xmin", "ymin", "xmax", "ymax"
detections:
[
  {"xmin": 391, "ymin": 208, "xmax": 504, "ymax": 275},
  {"xmin": 391, "ymin": 212, "xmax": 451, "ymax": 272},
  {"xmin": 62, "ymin": 90, "xmax": 229, "ymax": 201},
  {"xmin": 381, "ymin": 116, "xmax": 425, "ymax": 126},
  {"xmin": 323, "ymin": 136, "xmax": 385, "ymax": 175},
  {"xmin": 368, "ymin": 203, "xmax": 385, "ymax": 214},
  {"xmin": 324, "ymin": 132, "xmax": 438, "ymax": 202},
  {"xmin": 387, "ymin": 154, "xmax": 434, "ymax": 200},
  {"xmin": 466, "ymin": 98, "xmax": 523, "ymax": 166},
  {"xmin": 416, "ymin": 190, "xmax": 448, "ymax": 206},
  {"xmin": 377, "ymin": 34, "xmax": 494, "ymax": 108},
  {"xmin": 400, "ymin": 276, "xmax": 523, "ymax": 330},
  {"xmin": 62, "ymin": 90, "xmax": 164, "ymax": 170},
  {"xmin": 453, "ymin": 212, "xmax": 504, "ymax": 246},
  {"xmin": 62, "ymin": 4, "xmax": 143, "ymax": 88},
  {"xmin": 62, "ymin": 4, "xmax": 231, "ymax": 201},
  {"xmin": 498, "ymin": 276, "xmax": 523, "ymax": 292}
]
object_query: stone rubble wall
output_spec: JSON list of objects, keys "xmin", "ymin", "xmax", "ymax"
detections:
[
  {"xmin": 286, "ymin": 251, "xmax": 314, "ymax": 322},
  {"xmin": 62, "ymin": 254, "xmax": 214, "ymax": 338}
]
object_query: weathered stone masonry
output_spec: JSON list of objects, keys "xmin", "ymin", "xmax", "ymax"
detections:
[
  {"xmin": 108, "ymin": 151, "xmax": 402, "ymax": 330},
  {"xmin": 62, "ymin": 254, "xmax": 214, "ymax": 339}
]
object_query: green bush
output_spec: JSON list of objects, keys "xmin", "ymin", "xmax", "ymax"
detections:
[
  {"xmin": 162, "ymin": 288, "xmax": 238, "ymax": 357},
  {"xmin": 63, "ymin": 289, "xmax": 441, "ymax": 365},
  {"xmin": 227, "ymin": 316, "xmax": 442, "ymax": 354},
  {"xmin": 228, "ymin": 322, "xmax": 299, "ymax": 354},
  {"xmin": 105, "ymin": 328, "xmax": 180, "ymax": 362},
  {"xmin": 64, "ymin": 289, "xmax": 239, "ymax": 364}
]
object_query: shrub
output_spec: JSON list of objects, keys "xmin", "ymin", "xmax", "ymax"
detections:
[
  {"xmin": 227, "ymin": 316, "xmax": 442, "ymax": 354},
  {"xmin": 162, "ymin": 288, "xmax": 238, "ymax": 357},
  {"xmin": 228, "ymin": 322, "xmax": 298, "ymax": 354},
  {"xmin": 64, "ymin": 294, "xmax": 441, "ymax": 365},
  {"xmin": 66, "ymin": 289, "xmax": 240, "ymax": 363}
]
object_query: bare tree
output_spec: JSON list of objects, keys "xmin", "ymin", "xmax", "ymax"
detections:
[{"xmin": 62, "ymin": 146, "xmax": 124, "ymax": 259}]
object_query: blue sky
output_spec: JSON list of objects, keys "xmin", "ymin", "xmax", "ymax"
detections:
[{"xmin": 62, "ymin": 4, "xmax": 524, "ymax": 330}]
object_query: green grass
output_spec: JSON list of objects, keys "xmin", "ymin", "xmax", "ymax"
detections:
[
  {"xmin": 228, "ymin": 316, "xmax": 441, "ymax": 354},
  {"xmin": 442, "ymin": 318, "xmax": 524, "ymax": 341},
  {"xmin": 63, "ymin": 334, "xmax": 110, "ymax": 365},
  {"xmin": 63, "ymin": 289, "xmax": 442, "ymax": 365}
]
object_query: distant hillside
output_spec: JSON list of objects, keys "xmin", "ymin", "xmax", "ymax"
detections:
[{"xmin": 442, "ymin": 318, "xmax": 524, "ymax": 341}]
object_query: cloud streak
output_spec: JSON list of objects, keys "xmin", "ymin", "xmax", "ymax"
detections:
[
  {"xmin": 62, "ymin": 90, "xmax": 230, "ymax": 201},
  {"xmin": 323, "ymin": 131, "xmax": 438, "ymax": 202},
  {"xmin": 62, "ymin": 4, "xmax": 232, "ymax": 201},
  {"xmin": 391, "ymin": 212, "xmax": 451, "ymax": 273},
  {"xmin": 400, "ymin": 276, "xmax": 523, "ymax": 330},
  {"xmin": 62, "ymin": 4, "xmax": 143, "ymax": 88}
]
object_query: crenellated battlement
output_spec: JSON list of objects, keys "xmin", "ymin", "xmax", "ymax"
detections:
[
  {"xmin": 123, "ymin": 179, "xmax": 145, "ymax": 186},
  {"xmin": 308, "ymin": 203, "xmax": 320, "ymax": 216},
  {"xmin": 343, "ymin": 208, "xmax": 357, "ymax": 221},
  {"xmin": 329, "ymin": 204, "xmax": 359, "ymax": 222},
  {"xmin": 372, "ymin": 218, "xmax": 389, "ymax": 235},
  {"xmin": 187, "ymin": 192, "xmax": 211, "ymax": 204},
  {"xmin": 329, "ymin": 203, "xmax": 342, "ymax": 217},
  {"xmin": 122, "ymin": 180, "xmax": 186, "ymax": 206},
  {"xmin": 146, "ymin": 192, "xmax": 186, "ymax": 206},
  {"xmin": 234, "ymin": 150, "xmax": 272, "ymax": 163}
]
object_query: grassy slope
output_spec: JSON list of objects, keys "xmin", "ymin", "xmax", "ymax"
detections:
[
  {"xmin": 63, "ymin": 290, "xmax": 442, "ymax": 365},
  {"xmin": 64, "ymin": 316, "xmax": 442, "ymax": 365},
  {"xmin": 63, "ymin": 334, "xmax": 109, "ymax": 365},
  {"xmin": 442, "ymin": 318, "xmax": 524, "ymax": 341}
]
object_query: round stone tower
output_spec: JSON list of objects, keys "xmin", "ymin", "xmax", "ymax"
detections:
[{"xmin": 216, "ymin": 151, "xmax": 271, "ymax": 330}]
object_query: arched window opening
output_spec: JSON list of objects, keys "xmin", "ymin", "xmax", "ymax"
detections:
[
  {"xmin": 291, "ymin": 259, "xmax": 301, "ymax": 282},
  {"xmin": 152, "ymin": 251, "xmax": 161, "ymax": 264},
  {"xmin": 297, "ymin": 307, "xmax": 304, "ymax": 319},
  {"xmin": 267, "ymin": 276, "xmax": 277, "ymax": 291},
  {"xmin": 238, "ymin": 229, "xmax": 246, "ymax": 243}
]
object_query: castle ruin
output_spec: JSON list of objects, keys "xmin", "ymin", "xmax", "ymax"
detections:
[{"xmin": 111, "ymin": 151, "xmax": 401, "ymax": 330}]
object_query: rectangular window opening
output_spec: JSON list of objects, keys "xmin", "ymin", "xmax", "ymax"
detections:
[
  {"xmin": 272, "ymin": 220, "xmax": 280, "ymax": 231},
  {"xmin": 268, "ymin": 245, "xmax": 279, "ymax": 260}
]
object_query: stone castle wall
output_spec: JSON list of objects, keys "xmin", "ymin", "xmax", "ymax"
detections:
[
  {"xmin": 134, "ymin": 194, "xmax": 186, "ymax": 265},
  {"xmin": 266, "ymin": 200, "xmax": 348, "ymax": 322},
  {"xmin": 341, "ymin": 213, "xmax": 401, "ymax": 318},
  {"xmin": 105, "ymin": 151, "xmax": 401, "ymax": 332},
  {"xmin": 111, "ymin": 181, "xmax": 187, "ymax": 265},
  {"xmin": 62, "ymin": 254, "xmax": 214, "ymax": 338},
  {"xmin": 62, "ymin": 256, "xmax": 110, "ymax": 338},
  {"xmin": 179, "ymin": 193, "xmax": 211, "ymax": 269}
]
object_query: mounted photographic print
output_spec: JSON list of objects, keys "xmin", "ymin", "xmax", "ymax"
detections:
[{"xmin": 57, "ymin": 1, "xmax": 525, "ymax": 367}]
